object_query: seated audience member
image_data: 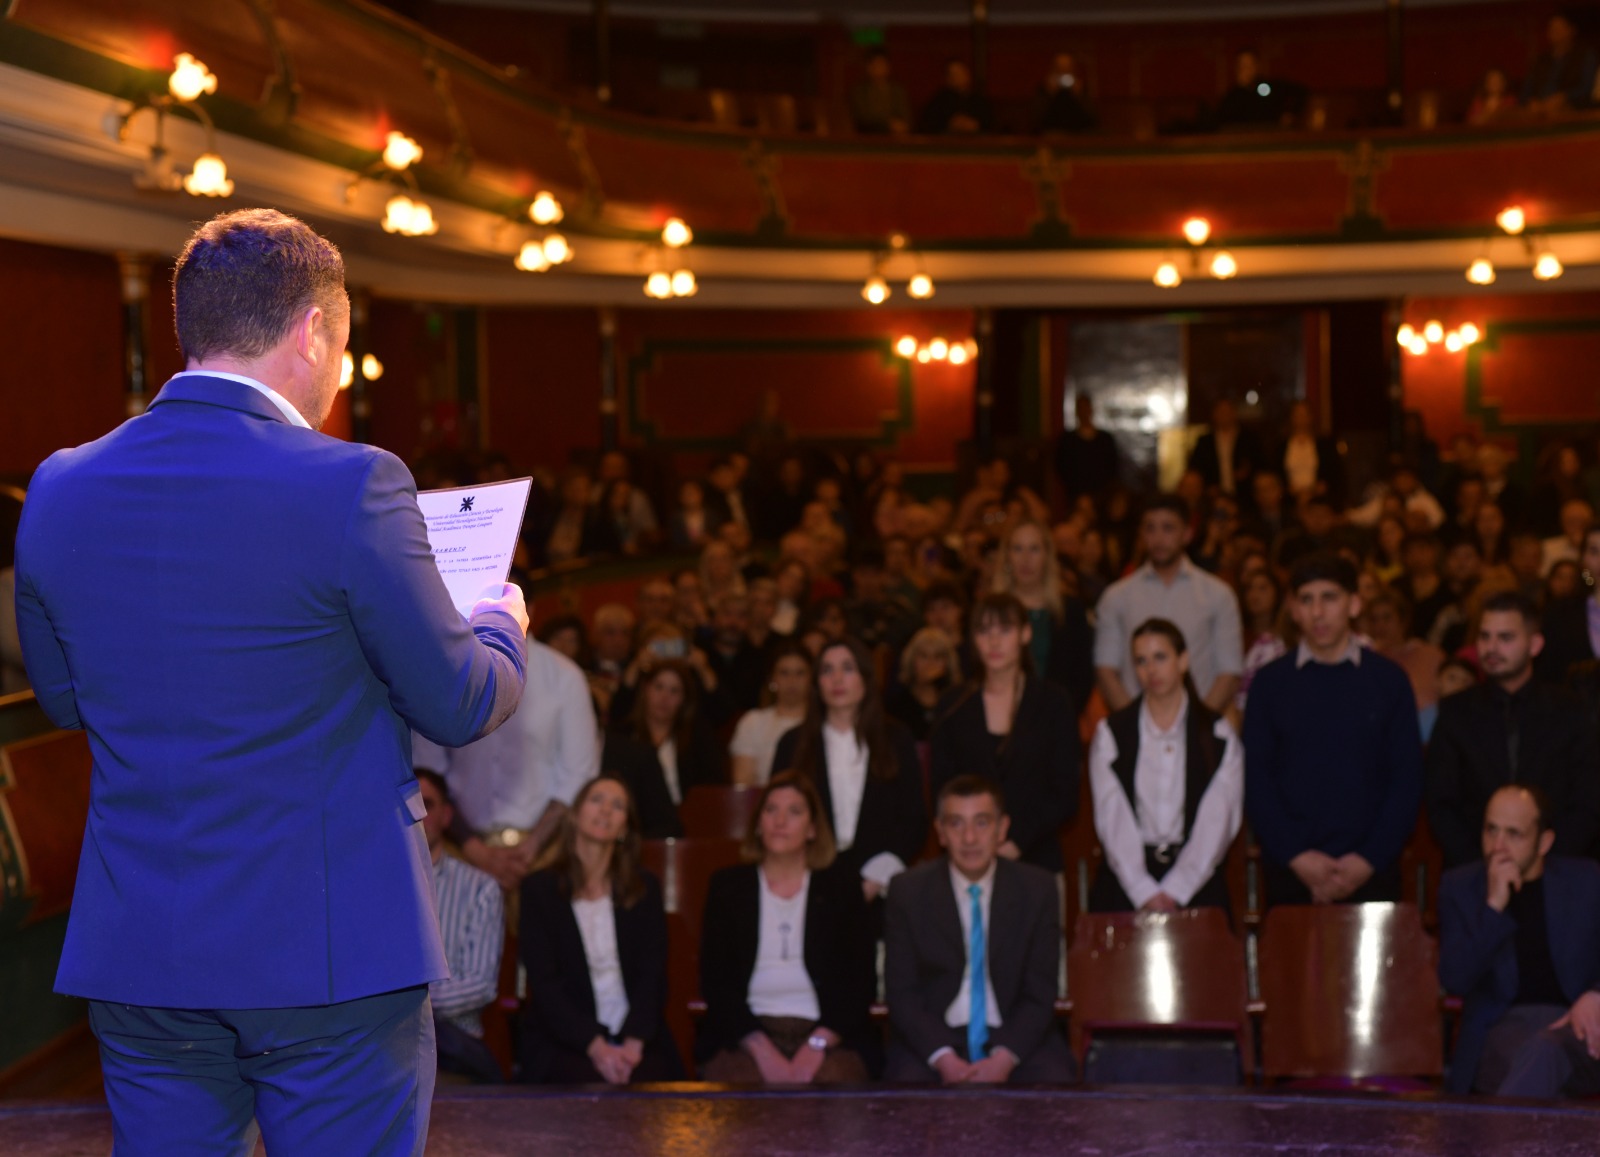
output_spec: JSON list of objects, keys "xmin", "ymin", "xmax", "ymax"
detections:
[
  {"xmin": 849, "ymin": 49, "xmax": 910, "ymax": 134},
  {"xmin": 1523, "ymin": 12, "xmax": 1597, "ymax": 117},
  {"xmin": 698, "ymin": 773, "xmax": 875, "ymax": 1083},
  {"xmin": 545, "ymin": 467, "xmax": 620, "ymax": 565},
  {"xmin": 745, "ymin": 577, "xmax": 784, "ymax": 652},
  {"xmin": 698, "ymin": 591, "xmax": 764, "ymax": 726},
  {"xmin": 1244, "ymin": 552, "xmax": 1423, "ymax": 906},
  {"xmin": 519, "ymin": 776, "xmax": 684, "ymax": 1084},
  {"xmin": 1360, "ymin": 588, "xmax": 1445, "ymax": 742},
  {"xmin": 885, "ymin": 626, "xmax": 962, "ymax": 742},
  {"xmin": 705, "ymin": 459, "xmax": 753, "ymax": 537},
  {"xmin": 1279, "ymin": 401, "xmax": 1345, "ymax": 504},
  {"xmin": 606, "ymin": 659, "xmax": 725, "ymax": 839},
  {"xmin": 610, "ymin": 619, "xmax": 717, "ymax": 722},
  {"xmin": 1542, "ymin": 498, "xmax": 1595, "ymax": 576},
  {"xmin": 668, "ymin": 480, "xmax": 716, "ymax": 552},
  {"xmin": 1074, "ymin": 526, "xmax": 1113, "ymax": 606},
  {"xmin": 1187, "ymin": 398, "xmax": 1263, "ymax": 498},
  {"xmin": 1475, "ymin": 501, "xmax": 1509, "ymax": 567},
  {"xmin": 1236, "ymin": 565, "xmax": 1288, "ymax": 716},
  {"xmin": 1468, "ymin": 67, "xmax": 1519, "ymax": 124},
  {"xmin": 993, "ymin": 518, "xmax": 1095, "ymax": 710},
  {"xmin": 599, "ymin": 479, "xmax": 656, "ymax": 556},
  {"xmin": 771, "ymin": 637, "xmax": 927, "ymax": 899},
  {"xmin": 700, "ymin": 540, "xmax": 747, "ymax": 607},
  {"xmin": 1213, "ymin": 49, "xmax": 1297, "ymax": 129},
  {"xmin": 1440, "ymin": 785, "xmax": 1600, "ymax": 1097},
  {"xmin": 1438, "ymin": 656, "xmax": 1480, "ymax": 699},
  {"xmin": 1427, "ymin": 593, "xmax": 1600, "ymax": 870},
  {"xmin": 537, "ymin": 613, "xmax": 589, "ymax": 668},
  {"xmin": 588, "ymin": 602, "xmax": 636, "ymax": 715},
  {"xmin": 1033, "ymin": 52, "xmax": 1096, "ymax": 133},
  {"xmin": 801, "ymin": 598, "xmax": 850, "ymax": 649},
  {"xmin": 672, "ymin": 568, "xmax": 710, "ymax": 633},
  {"xmin": 730, "ymin": 644, "xmax": 813, "ymax": 787},
  {"xmin": 922, "ymin": 580, "xmax": 969, "ymax": 645},
  {"xmin": 884, "ymin": 777, "xmax": 1076, "ymax": 1084},
  {"xmin": 916, "ymin": 58, "xmax": 993, "ymax": 135},
  {"xmin": 1250, "ymin": 469, "xmax": 1292, "ymax": 545},
  {"xmin": 416, "ymin": 770, "xmax": 505, "ymax": 1084},
  {"xmin": 1536, "ymin": 523, "xmax": 1600, "ymax": 685},
  {"xmin": 1088, "ymin": 619, "xmax": 1243, "ymax": 913},
  {"xmin": 1546, "ymin": 560, "xmax": 1582, "ymax": 604},
  {"xmin": 1507, "ymin": 532, "xmax": 1547, "ymax": 606},
  {"xmin": 1533, "ymin": 443, "xmax": 1589, "ymax": 536},
  {"xmin": 929, "ymin": 594, "xmax": 1080, "ymax": 874},
  {"xmin": 845, "ymin": 542, "xmax": 918, "ymax": 652},
  {"xmin": 1479, "ymin": 443, "xmax": 1529, "ymax": 527},
  {"xmin": 1095, "ymin": 495, "xmax": 1245, "ymax": 715},
  {"xmin": 414, "ymin": 635, "xmax": 600, "ymax": 890},
  {"xmin": 771, "ymin": 557, "xmax": 810, "ymax": 636},
  {"xmin": 1427, "ymin": 535, "xmax": 1486, "ymax": 654},
  {"xmin": 1393, "ymin": 532, "xmax": 1453, "ymax": 641}
]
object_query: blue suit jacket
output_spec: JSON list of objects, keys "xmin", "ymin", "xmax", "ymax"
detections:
[
  {"xmin": 13, "ymin": 376, "xmax": 526, "ymax": 1008},
  {"xmin": 1438, "ymin": 855, "xmax": 1600, "ymax": 1093}
]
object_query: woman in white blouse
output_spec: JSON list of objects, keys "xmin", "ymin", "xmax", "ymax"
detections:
[
  {"xmin": 1086, "ymin": 618, "xmax": 1244, "ymax": 914},
  {"xmin": 519, "ymin": 776, "xmax": 684, "ymax": 1083},
  {"xmin": 698, "ymin": 772, "xmax": 875, "ymax": 1083},
  {"xmin": 729, "ymin": 644, "xmax": 813, "ymax": 787}
]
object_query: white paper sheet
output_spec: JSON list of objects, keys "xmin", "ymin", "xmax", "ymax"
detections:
[{"xmin": 415, "ymin": 477, "xmax": 533, "ymax": 618}]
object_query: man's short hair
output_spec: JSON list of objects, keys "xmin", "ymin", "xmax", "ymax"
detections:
[
  {"xmin": 923, "ymin": 579, "xmax": 967, "ymax": 610},
  {"xmin": 1142, "ymin": 493, "xmax": 1190, "ymax": 525},
  {"xmin": 173, "ymin": 209, "xmax": 346, "ymax": 364},
  {"xmin": 937, "ymin": 774, "xmax": 1005, "ymax": 816},
  {"xmin": 1288, "ymin": 550, "xmax": 1358, "ymax": 594},
  {"xmin": 415, "ymin": 768, "xmax": 451, "ymax": 806},
  {"xmin": 1479, "ymin": 589, "xmax": 1540, "ymax": 628},
  {"xmin": 1491, "ymin": 783, "xmax": 1552, "ymax": 836}
]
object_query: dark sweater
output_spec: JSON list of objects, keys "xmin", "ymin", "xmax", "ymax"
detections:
[{"xmin": 1242, "ymin": 647, "xmax": 1423, "ymax": 871}]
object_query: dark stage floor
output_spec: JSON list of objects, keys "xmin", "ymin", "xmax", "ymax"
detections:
[{"xmin": 4, "ymin": 1085, "xmax": 1599, "ymax": 1156}]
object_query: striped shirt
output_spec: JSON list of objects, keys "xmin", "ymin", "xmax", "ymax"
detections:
[{"xmin": 429, "ymin": 853, "xmax": 504, "ymax": 1039}]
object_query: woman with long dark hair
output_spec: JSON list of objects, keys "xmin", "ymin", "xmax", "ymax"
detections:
[
  {"xmin": 1086, "ymin": 618, "xmax": 1243, "ymax": 913},
  {"xmin": 770, "ymin": 636, "xmax": 926, "ymax": 900},
  {"xmin": 605, "ymin": 658, "xmax": 724, "ymax": 838},
  {"xmin": 927, "ymin": 592, "xmax": 1080, "ymax": 873},
  {"xmin": 518, "ymin": 775, "xmax": 684, "ymax": 1084}
]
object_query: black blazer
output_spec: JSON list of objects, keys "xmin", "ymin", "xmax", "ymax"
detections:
[
  {"xmin": 697, "ymin": 862, "xmax": 876, "ymax": 1058},
  {"xmin": 603, "ymin": 723, "xmax": 726, "ymax": 840},
  {"xmin": 519, "ymin": 867, "xmax": 669, "ymax": 1053},
  {"xmin": 928, "ymin": 677, "xmax": 1080, "ymax": 872},
  {"xmin": 1536, "ymin": 595, "xmax": 1598, "ymax": 687},
  {"xmin": 884, "ymin": 857, "xmax": 1061, "ymax": 1066},
  {"xmin": 771, "ymin": 720, "xmax": 928, "ymax": 879},
  {"xmin": 1038, "ymin": 600, "xmax": 1095, "ymax": 712},
  {"xmin": 1187, "ymin": 428, "xmax": 1265, "ymax": 493}
]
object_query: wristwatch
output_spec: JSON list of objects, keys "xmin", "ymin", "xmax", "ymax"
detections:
[{"xmin": 806, "ymin": 1033, "xmax": 829, "ymax": 1053}]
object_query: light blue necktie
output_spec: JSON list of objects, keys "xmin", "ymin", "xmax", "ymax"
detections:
[{"xmin": 968, "ymin": 882, "xmax": 988, "ymax": 1061}]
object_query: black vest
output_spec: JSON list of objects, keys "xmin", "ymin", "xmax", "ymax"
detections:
[{"xmin": 1105, "ymin": 696, "xmax": 1227, "ymax": 842}]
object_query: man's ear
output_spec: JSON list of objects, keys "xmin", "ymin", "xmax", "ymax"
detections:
[
  {"xmin": 1539, "ymin": 828, "xmax": 1556, "ymax": 859},
  {"xmin": 996, "ymin": 813, "xmax": 1011, "ymax": 847},
  {"xmin": 293, "ymin": 306, "xmax": 324, "ymax": 365}
]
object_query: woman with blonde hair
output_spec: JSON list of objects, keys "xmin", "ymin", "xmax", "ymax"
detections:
[
  {"xmin": 992, "ymin": 516, "xmax": 1093, "ymax": 707},
  {"xmin": 885, "ymin": 626, "xmax": 962, "ymax": 741}
]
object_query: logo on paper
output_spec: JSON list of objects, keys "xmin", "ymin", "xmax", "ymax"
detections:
[{"xmin": 459, "ymin": 496, "xmax": 475, "ymax": 512}]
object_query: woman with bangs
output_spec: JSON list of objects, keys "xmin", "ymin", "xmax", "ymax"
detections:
[
  {"xmin": 884, "ymin": 626, "xmax": 962, "ymax": 742},
  {"xmin": 927, "ymin": 592, "xmax": 1081, "ymax": 874},
  {"xmin": 992, "ymin": 516, "xmax": 1094, "ymax": 711}
]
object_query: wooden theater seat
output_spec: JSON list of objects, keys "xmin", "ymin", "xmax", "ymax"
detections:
[
  {"xmin": 679, "ymin": 785, "xmax": 761, "ymax": 841},
  {"xmin": 640, "ymin": 837, "xmax": 744, "ymax": 947},
  {"xmin": 0, "ymin": 728, "xmax": 93, "ymax": 924},
  {"xmin": 1067, "ymin": 908, "xmax": 1252, "ymax": 1076},
  {"xmin": 1256, "ymin": 902, "xmax": 1443, "ymax": 1088}
]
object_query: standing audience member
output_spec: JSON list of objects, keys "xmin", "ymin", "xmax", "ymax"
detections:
[
  {"xmin": 606, "ymin": 659, "xmax": 725, "ymax": 839},
  {"xmin": 1522, "ymin": 12, "xmax": 1597, "ymax": 117},
  {"xmin": 414, "ymin": 635, "xmax": 600, "ymax": 889},
  {"xmin": 699, "ymin": 591, "xmax": 764, "ymax": 726},
  {"xmin": 545, "ymin": 468, "xmax": 619, "ymax": 565},
  {"xmin": 1033, "ymin": 52, "xmax": 1097, "ymax": 133},
  {"xmin": 850, "ymin": 49, "xmax": 911, "ymax": 134},
  {"xmin": 884, "ymin": 777, "xmax": 1076, "ymax": 1083},
  {"xmin": 1087, "ymin": 620, "xmax": 1243, "ymax": 913},
  {"xmin": 1394, "ymin": 532, "xmax": 1453, "ymax": 641},
  {"xmin": 917, "ymin": 59, "xmax": 994, "ymax": 134},
  {"xmin": 1095, "ymin": 496, "xmax": 1245, "ymax": 715},
  {"xmin": 417, "ymin": 770, "xmax": 505, "ymax": 1084},
  {"xmin": 1243, "ymin": 553, "xmax": 1423, "ymax": 906},
  {"xmin": 669, "ymin": 480, "xmax": 716, "ymax": 551},
  {"xmin": 1213, "ymin": 49, "xmax": 1297, "ymax": 128},
  {"xmin": 929, "ymin": 594, "xmax": 1081, "ymax": 874},
  {"xmin": 1440, "ymin": 785, "xmax": 1600, "ymax": 1097},
  {"xmin": 772, "ymin": 638, "xmax": 928, "ymax": 900},
  {"xmin": 1468, "ymin": 67, "xmax": 1518, "ymax": 124},
  {"xmin": 1187, "ymin": 398, "xmax": 1263, "ymax": 497},
  {"xmin": 1236, "ymin": 566, "xmax": 1288, "ymax": 716},
  {"xmin": 993, "ymin": 518, "xmax": 1094, "ymax": 710},
  {"xmin": 1279, "ymin": 401, "xmax": 1344, "ymax": 504},
  {"xmin": 519, "ymin": 776, "xmax": 683, "ymax": 1084},
  {"xmin": 885, "ymin": 627, "xmax": 962, "ymax": 741},
  {"xmin": 1536, "ymin": 523, "xmax": 1600, "ymax": 685},
  {"xmin": 698, "ymin": 773, "xmax": 875, "ymax": 1084},
  {"xmin": 1426, "ymin": 592, "xmax": 1600, "ymax": 869},
  {"xmin": 729, "ymin": 644, "xmax": 813, "ymax": 787},
  {"xmin": 588, "ymin": 603, "xmax": 637, "ymax": 715},
  {"xmin": 1360, "ymin": 588, "xmax": 1445, "ymax": 742}
]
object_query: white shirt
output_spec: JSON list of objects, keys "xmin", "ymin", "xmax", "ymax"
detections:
[
  {"xmin": 1087, "ymin": 696, "xmax": 1243, "ymax": 908},
  {"xmin": 414, "ymin": 640, "xmax": 599, "ymax": 833},
  {"xmin": 572, "ymin": 896, "xmax": 630, "ymax": 1036},
  {"xmin": 169, "ymin": 370, "xmax": 310, "ymax": 429},
  {"xmin": 730, "ymin": 709, "xmax": 803, "ymax": 786},
  {"xmin": 823, "ymin": 725, "xmax": 867, "ymax": 849},
  {"xmin": 657, "ymin": 737, "xmax": 681, "ymax": 806},
  {"xmin": 747, "ymin": 870, "xmax": 820, "ymax": 1021},
  {"xmin": 942, "ymin": 862, "xmax": 1001, "ymax": 1031}
]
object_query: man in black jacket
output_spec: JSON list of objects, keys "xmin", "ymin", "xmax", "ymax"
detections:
[
  {"xmin": 885, "ymin": 776, "xmax": 1075, "ymax": 1083},
  {"xmin": 1427, "ymin": 591, "xmax": 1600, "ymax": 869}
]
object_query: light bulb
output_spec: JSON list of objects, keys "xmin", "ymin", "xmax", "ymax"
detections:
[
  {"xmin": 915, "ymin": 346, "xmax": 932, "ymax": 364},
  {"xmin": 964, "ymin": 339, "xmax": 978, "ymax": 359},
  {"xmin": 1210, "ymin": 250, "xmax": 1237, "ymax": 279},
  {"xmin": 671, "ymin": 269, "xmax": 697, "ymax": 297},
  {"xmin": 529, "ymin": 191, "xmax": 564, "ymax": 226},
  {"xmin": 542, "ymin": 233, "xmax": 571, "ymax": 264},
  {"xmin": 895, "ymin": 335, "xmax": 918, "ymax": 358},
  {"xmin": 928, "ymin": 338, "xmax": 949, "ymax": 361},
  {"xmin": 1495, "ymin": 205, "xmax": 1525, "ymax": 235},
  {"xmin": 407, "ymin": 200, "xmax": 436, "ymax": 236},
  {"xmin": 1534, "ymin": 252, "xmax": 1563, "ymax": 280},
  {"xmin": 383, "ymin": 195, "xmax": 415, "ymax": 234},
  {"xmin": 168, "ymin": 54, "xmax": 217, "ymax": 102},
  {"xmin": 661, "ymin": 217, "xmax": 693, "ymax": 248},
  {"xmin": 1423, "ymin": 319, "xmax": 1444, "ymax": 344},
  {"xmin": 1181, "ymin": 217, "xmax": 1211, "ymax": 246},
  {"xmin": 861, "ymin": 276, "xmax": 889, "ymax": 305},
  {"xmin": 1444, "ymin": 331, "xmax": 1465, "ymax": 353},
  {"xmin": 644, "ymin": 271, "xmax": 672, "ymax": 299},
  {"xmin": 1458, "ymin": 322, "xmax": 1481, "ymax": 344},
  {"xmin": 182, "ymin": 153, "xmax": 233, "ymax": 197},
  {"xmin": 1396, "ymin": 323, "xmax": 1416, "ymax": 347},
  {"xmin": 1405, "ymin": 335, "xmax": 1429, "ymax": 356},
  {"xmin": 382, "ymin": 132, "xmax": 423, "ymax": 171},
  {"xmin": 947, "ymin": 342, "xmax": 970, "ymax": 365},
  {"xmin": 361, "ymin": 354, "xmax": 384, "ymax": 381},
  {"xmin": 907, "ymin": 273, "xmax": 935, "ymax": 299},
  {"xmin": 1467, "ymin": 258, "xmax": 1496, "ymax": 285},
  {"xmin": 340, "ymin": 351, "xmax": 354, "ymax": 389},
  {"xmin": 1154, "ymin": 261, "xmax": 1181, "ymax": 288},
  {"xmin": 515, "ymin": 241, "xmax": 550, "ymax": 272}
]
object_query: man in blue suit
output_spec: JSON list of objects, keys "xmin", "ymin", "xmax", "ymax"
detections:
[
  {"xmin": 1439, "ymin": 784, "xmax": 1600, "ymax": 1097},
  {"xmin": 13, "ymin": 209, "xmax": 528, "ymax": 1155}
]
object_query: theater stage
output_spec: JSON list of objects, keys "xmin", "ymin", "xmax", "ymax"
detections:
[{"xmin": 4, "ymin": 1085, "xmax": 1600, "ymax": 1156}]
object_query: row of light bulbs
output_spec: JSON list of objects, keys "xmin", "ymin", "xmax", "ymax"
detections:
[
  {"xmin": 862, "ymin": 271, "xmax": 937, "ymax": 304},
  {"xmin": 1398, "ymin": 320, "xmax": 1481, "ymax": 356},
  {"xmin": 338, "ymin": 351, "xmax": 385, "ymax": 390},
  {"xmin": 1153, "ymin": 217, "xmax": 1237, "ymax": 287},
  {"xmin": 114, "ymin": 54, "xmax": 234, "ymax": 197},
  {"xmin": 1464, "ymin": 206, "xmax": 1564, "ymax": 285},
  {"xmin": 895, "ymin": 335, "xmax": 975, "ymax": 364}
]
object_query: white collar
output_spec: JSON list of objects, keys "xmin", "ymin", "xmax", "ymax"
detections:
[
  {"xmin": 949, "ymin": 859, "xmax": 997, "ymax": 897},
  {"xmin": 170, "ymin": 370, "xmax": 311, "ymax": 429},
  {"xmin": 1139, "ymin": 692, "xmax": 1189, "ymax": 739},
  {"xmin": 1295, "ymin": 638, "xmax": 1364, "ymax": 668}
]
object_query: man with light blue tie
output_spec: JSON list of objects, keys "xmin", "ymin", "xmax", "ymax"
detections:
[{"xmin": 884, "ymin": 776, "xmax": 1076, "ymax": 1083}]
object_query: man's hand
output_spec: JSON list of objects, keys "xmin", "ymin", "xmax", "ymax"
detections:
[
  {"xmin": 471, "ymin": 582, "xmax": 529, "ymax": 636},
  {"xmin": 742, "ymin": 1033, "xmax": 795, "ymax": 1084},
  {"xmin": 862, "ymin": 879, "xmax": 884, "ymax": 903},
  {"xmin": 933, "ymin": 1052, "xmax": 973, "ymax": 1084},
  {"xmin": 1486, "ymin": 851, "xmax": 1523, "ymax": 912},
  {"xmin": 462, "ymin": 837, "xmax": 532, "ymax": 890},
  {"xmin": 787, "ymin": 1043, "xmax": 826, "ymax": 1085},
  {"xmin": 1141, "ymin": 892, "xmax": 1179, "ymax": 914},
  {"xmin": 1552, "ymin": 991, "xmax": 1600, "ymax": 1060},
  {"xmin": 1326, "ymin": 853, "xmax": 1374, "ymax": 902},
  {"xmin": 1289, "ymin": 850, "xmax": 1339, "ymax": 903},
  {"xmin": 997, "ymin": 841, "xmax": 1022, "ymax": 862},
  {"xmin": 962, "ymin": 1050, "xmax": 1018, "ymax": 1084},
  {"xmin": 587, "ymin": 1036, "xmax": 633, "ymax": 1085}
]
